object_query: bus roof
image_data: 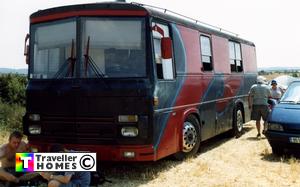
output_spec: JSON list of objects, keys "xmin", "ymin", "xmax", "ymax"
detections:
[{"xmin": 30, "ymin": 2, "xmax": 255, "ymax": 46}]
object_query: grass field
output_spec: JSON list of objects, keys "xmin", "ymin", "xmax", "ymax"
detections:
[
  {"xmin": 263, "ymin": 73, "xmax": 287, "ymax": 81},
  {"xmin": 100, "ymin": 122, "xmax": 300, "ymax": 187}
]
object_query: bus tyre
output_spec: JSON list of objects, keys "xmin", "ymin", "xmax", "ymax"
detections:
[
  {"xmin": 174, "ymin": 115, "xmax": 201, "ymax": 160},
  {"xmin": 232, "ymin": 105, "xmax": 244, "ymax": 138}
]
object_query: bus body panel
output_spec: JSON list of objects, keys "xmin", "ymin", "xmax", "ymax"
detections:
[{"xmin": 212, "ymin": 35, "xmax": 231, "ymax": 73}]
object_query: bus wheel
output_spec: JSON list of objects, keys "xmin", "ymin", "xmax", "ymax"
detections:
[
  {"xmin": 232, "ymin": 105, "xmax": 244, "ymax": 138},
  {"xmin": 174, "ymin": 115, "xmax": 201, "ymax": 160}
]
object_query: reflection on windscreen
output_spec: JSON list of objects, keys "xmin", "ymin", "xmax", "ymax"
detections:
[
  {"xmin": 280, "ymin": 82, "xmax": 300, "ymax": 103},
  {"xmin": 30, "ymin": 18, "xmax": 146, "ymax": 79},
  {"xmin": 83, "ymin": 19, "xmax": 146, "ymax": 78},
  {"xmin": 31, "ymin": 20, "xmax": 76, "ymax": 79}
]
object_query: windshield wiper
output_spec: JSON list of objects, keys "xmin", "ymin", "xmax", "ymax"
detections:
[
  {"xmin": 83, "ymin": 36, "xmax": 109, "ymax": 89},
  {"xmin": 83, "ymin": 36, "xmax": 105, "ymax": 79},
  {"xmin": 53, "ymin": 39, "xmax": 76, "ymax": 79}
]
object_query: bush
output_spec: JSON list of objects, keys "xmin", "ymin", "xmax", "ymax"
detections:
[
  {"xmin": 0, "ymin": 74, "xmax": 27, "ymax": 105},
  {"xmin": 292, "ymin": 72, "xmax": 299, "ymax": 78},
  {"xmin": 0, "ymin": 100, "xmax": 25, "ymax": 131},
  {"xmin": 0, "ymin": 74, "xmax": 27, "ymax": 131}
]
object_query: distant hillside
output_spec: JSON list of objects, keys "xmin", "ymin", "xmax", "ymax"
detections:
[
  {"xmin": 258, "ymin": 67, "xmax": 300, "ymax": 72},
  {"xmin": 0, "ymin": 68, "xmax": 27, "ymax": 75}
]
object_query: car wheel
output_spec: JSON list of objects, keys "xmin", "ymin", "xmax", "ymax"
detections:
[
  {"xmin": 232, "ymin": 105, "xmax": 244, "ymax": 138},
  {"xmin": 174, "ymin": 115, "xmax": 201, "ymax": 160}
]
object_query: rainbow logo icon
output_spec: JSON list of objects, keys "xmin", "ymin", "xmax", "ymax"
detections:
[{"xmin": 15, "ymin": 153, "xmax": 34, "ymax": 172}]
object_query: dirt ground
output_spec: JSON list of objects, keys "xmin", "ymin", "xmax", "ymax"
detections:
[
  {"xmin": 1, "ymin": 122, "xmax": 300, "ymax": 187},
  {"xmin": 100, "ymin": 122, "xmax": 300, "ymax": 187}
]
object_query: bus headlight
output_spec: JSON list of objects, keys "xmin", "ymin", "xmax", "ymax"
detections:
[
  {"xmin": 28, "ymin": 125, "xmax": 41, "ymax": 135},
  {"xmin": 29, "ymin": 114, "xmax": 40, "ymax": 121},
  {"xmin": 123, "ymin": 151, "xmax": 135, "ymax": 158},
  {"xmin": 121, "ymin": 127, "xmax": 138, "ymax": 137},
  {"xmin": 118, "ymin": 115, "xmax": 138, "ymax": 123}
]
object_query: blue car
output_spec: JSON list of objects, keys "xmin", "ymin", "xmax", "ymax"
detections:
[{"xmin": 266, "ymin": 81, "xmax": 300, "ymax": 155}]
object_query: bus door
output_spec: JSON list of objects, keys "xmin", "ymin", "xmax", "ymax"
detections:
[{"xmin": 152, "ymin": 22, "xmax": 178, "ymax": 153}]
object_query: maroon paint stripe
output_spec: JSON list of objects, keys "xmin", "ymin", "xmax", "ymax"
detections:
[{"xmin": 31, "ymin": 10, "xmax": 147, "ymax": 23}]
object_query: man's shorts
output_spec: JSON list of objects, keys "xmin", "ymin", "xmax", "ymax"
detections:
[{"xmin": 251, "ymin": 105, "xmax": 269, "ymax": 121}]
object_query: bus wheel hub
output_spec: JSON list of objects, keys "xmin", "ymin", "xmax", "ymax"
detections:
[{"xmin": 183, "ymin": 122, "xmax": 197, "ymax": 153}]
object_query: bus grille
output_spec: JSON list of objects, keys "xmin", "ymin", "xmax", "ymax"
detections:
[{"xmin": 41, "ymin": 116, "xmax": 117, "ymax": 139}]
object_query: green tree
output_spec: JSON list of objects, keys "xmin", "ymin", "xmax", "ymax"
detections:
[
  {"xmin": 0, "ymin": 74, "xmax": 27, "ymax": 131},
  {"xmin": 0, "ymin": 74, "xmax": 27, "ymax": 105},
  {"xmin": 292, "ymin": 72, "xmax": 299, "ymax": 77}
]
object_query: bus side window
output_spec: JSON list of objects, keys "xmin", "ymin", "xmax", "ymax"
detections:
[
  {"xmin": 229, "ymin": 41, "xmax": 243, "ymax": 72},
  {"xmin": 152, "ymin": 22, "xmax": 174, "ymax": 80},
  {"xmin": 200, "ymin": 35, "xmax": 213, "ymax": 71}
]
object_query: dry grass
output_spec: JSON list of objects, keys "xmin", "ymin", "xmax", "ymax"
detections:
[
  {"xmin": 100, "ymin": 122, "xmax": 300, "ymax": 187},
  {"xmin": 1, "ymin": 122, "xmax": 300, "ymax": 187},
  {"xmin": 263, "ymin": 73, "xmax": 284, "ymax": 81},
  {"xmin": 0, "ymin": 131, "xmax": 9, "ymax": 144},
  {"xmin": 289, "ymin": 157, "xmax": 300, "ymax": 183}
]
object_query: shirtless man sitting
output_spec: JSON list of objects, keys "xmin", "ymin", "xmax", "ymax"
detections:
[{"xmin": 0, "ymin": 131, "xmax": 28, "ymax": 183}]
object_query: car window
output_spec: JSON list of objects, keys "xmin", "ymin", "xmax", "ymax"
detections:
[{"xmin": 280, "ymin": 82, "xmax": 300, "ymax": 103}]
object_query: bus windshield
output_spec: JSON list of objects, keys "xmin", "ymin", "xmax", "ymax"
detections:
[
  {"xmin": 82, "ymin": 18, "xmax": 146, "ymax": 78},
  {"xmin": 31, "ymin": 19, "xmax": 76, "ymax": 79},
  {"xmin": 30, "ymin": 18, "xmax": 146, "ymax": 79}
]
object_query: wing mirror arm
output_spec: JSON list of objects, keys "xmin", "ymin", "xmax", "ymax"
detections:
[{"xmin": 24, "ymin": 34, "xmax": 30, "ymax": 65}]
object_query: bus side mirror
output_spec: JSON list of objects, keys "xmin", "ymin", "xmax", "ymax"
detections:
[
  {"xmin": 24, "ymin": 34, "xmax": 30, "ymax": 65},
  {"xmin": 161, "ymin": 37, "xmax": 174, "ymax": 79},
  {"xmin": 161, "ymin": 37, "xmax": 173, "ymax": 59}
]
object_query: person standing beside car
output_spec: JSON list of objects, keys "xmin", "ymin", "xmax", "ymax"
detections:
[
  {"xmin": 248, "ymin": 76, "xmax": 272, "ymax": 138},
  {"xmin": 270, "ymin": 80, "xmax": 284, "ymax": 101}
]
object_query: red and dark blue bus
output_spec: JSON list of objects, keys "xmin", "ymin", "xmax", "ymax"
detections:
[{"xmin": 23, "ymin": 2, "xmax": 257, "ymax": 161}]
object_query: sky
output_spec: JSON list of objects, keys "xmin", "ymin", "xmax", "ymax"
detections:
[{"xmin": 1, "ymin": 0, "xmax": 299, "ymax": 69}]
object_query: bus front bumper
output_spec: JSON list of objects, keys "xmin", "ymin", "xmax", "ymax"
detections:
[{"xmin": 28, "ymin": 141, "xmax": 156, "ymax": 161}]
